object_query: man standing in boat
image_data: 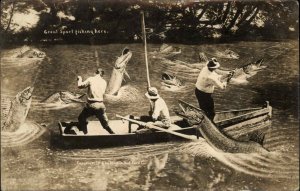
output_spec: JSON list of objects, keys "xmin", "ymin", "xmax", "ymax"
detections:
[
  {"xmin": 77, "ymin": 68, "xmax": 115, "ymax": 134},
  {"xmin": 144, "ymin": 87, "xmax": 171, "ymax": 129},
  {"xmin": 195, "ymin": 58, "xmax": 227, "ymax": 121}
]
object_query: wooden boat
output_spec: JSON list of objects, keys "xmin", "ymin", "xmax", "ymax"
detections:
[{"xmin": 56, "ymin": 101, "xmax": 272, "ymax": 149}]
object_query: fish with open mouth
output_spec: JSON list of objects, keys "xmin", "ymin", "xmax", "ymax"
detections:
[
  {"xmin": 212, "ymin": 49, "xmax": 240, "ymax": 59},
  {"xmin": 106, "ymin": 47, "xmax": 133, "ymax": 95},
  {"xmin": 176, "ymin": 101, "xmax": 269, "ymax": 154},
  {"xmin": 151, "ymin": 44, "xmax": 181, "ymax": 58},
  {"xmin": 41, "ymin": 91, "xmax": 86, "ymax": 104},
  {"xmin": 161, "ymin": 72, "xmax": 183, "ymax": 88},
  {"xmin": 2, "ymin": 86, "xmax": 34, "ymax": 132},
  {"xmin": 217, "ymin": 58, "xmax": 266, "ymax": 84}
]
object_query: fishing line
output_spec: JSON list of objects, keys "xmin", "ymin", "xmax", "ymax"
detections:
[{"xmin": 32, "ymin": 57, "xmax": 48, "ymax": 87}]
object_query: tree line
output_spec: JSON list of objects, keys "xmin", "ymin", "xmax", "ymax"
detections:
[{"xmin": 1, "ymin": 0, "xmax": 298, "ymax": 45}]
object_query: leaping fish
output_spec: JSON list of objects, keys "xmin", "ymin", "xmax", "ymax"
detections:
[
  {"xmin": 106, "ymin": 48, "xmax": 133, "ymax": 95},
  {"xmin": 151, "ymin": 44, "xmax": 181, "ymax": 58},
  {"xmin": 41, "ymin": 91, "xmax": 86, "ymax": 104},
  {"xmin": 211, "ymin": 49, "xmax": 240, "ymax": 59},
  {"xmin": 2, "ymin": 86, "xmax": 34, "ymax": 132},
  {"xmin": 161, "ymin": 72, "xmax": 183, "ymax": 88},
  {"xmin": 176, "ymin": 100, "xmax": 269, "ymax": 154},
  {"xmin": 217, "ymin": 58, "xmax": 266, "ymax": 84}
]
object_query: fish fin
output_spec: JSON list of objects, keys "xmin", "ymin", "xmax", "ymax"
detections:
[
  {"xmin": 249, "ymin": 131, "xmax": 266, "ymax": 146},
  {"xmin": 124, "ymin": 70, "xmax": 131, "ymax": 80}
]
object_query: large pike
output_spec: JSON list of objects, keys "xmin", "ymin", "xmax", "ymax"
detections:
[
  {"xmin": 151, "ymin": 44, "xmax": 181, "ymax": 58},
  {"xmin": 177, "ymin": 101, "xmax": 269, "ymax": 154},
  {"xmin": 217, "ymin": 58, "xmax": 266, "ymax": 84},
  {"xmin": 197, "ymin": 112, "xmax": 268, "ymax": 153},
  {"xmin": 2, "ymin": 86, "xmax": 34, "ymax": 132},
  {"xmin": 161, "ymin": 72, "xmax": 183, "ymax": 88},
  {"xmin": 41, "ymin": 91, "xmax": 86, "ymax": 104},
  {"xmin": 106, "ymin": 48, "xmax": 132, "ymax": 95}
]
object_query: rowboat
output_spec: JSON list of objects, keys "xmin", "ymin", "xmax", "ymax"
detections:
[{"xmin": 56, "ymin": 101, "xmax": 272, "ymax": 149}]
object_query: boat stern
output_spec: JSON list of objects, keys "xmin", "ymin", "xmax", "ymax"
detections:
[{"xmin": 265, "ymin": 101, "xmax": 272, "ymax": 118}]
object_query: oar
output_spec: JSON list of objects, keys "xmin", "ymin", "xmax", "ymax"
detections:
[{"xmin": 116, "ymin": 114, "xmax": 197, "ymax": 141}]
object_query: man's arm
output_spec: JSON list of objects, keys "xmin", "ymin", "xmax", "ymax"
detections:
[
  {"xmin": 209, "ymin": 76, "xmax": 227, "ymax": 89},
  {"xmin": 103, "ymin": 80, "xmax": 107, "ymax": 92},
  {"xmin": 152, "ymin": 101, "xmax": 161, "ymax": 120},
  {"xmin": 77, "ymin": 76, "xmax": 90, "ymax": 89}
]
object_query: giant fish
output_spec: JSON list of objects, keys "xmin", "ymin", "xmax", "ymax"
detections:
[
  {"xmin": 177, "ymin": 101, "xmax": 269, "ymax": 154},
  {"xmin": 196, "ymin": 112, "xmax": 268, "ymax": 153},
  {"xmin": 41, "ymin": 91, "xmax": 86, "ymax": 104},
  {"xmin": 106, "ymin": 48, "xmax": 133, "ymax": 95},
  {"xmin": 151, "ymin": 44, "xmax": 181, "ymax": 58},
  {"xmin": 212, "ymin": 49, "xmax": 240, "ymax": 59},
  {"xmin": 161, "ymin": 72, "xmax": 183, "ymax": 88},
  {"xmin": 15, "ymin": 45, "xmax": 45, "ymax": 58},
  {"xmin": 2, "ymin": 86, "xmax": 34, "ymax": 132},
  {"xmin": 217, "ymin": 58, "xmax": 266, "ymax": 84}
]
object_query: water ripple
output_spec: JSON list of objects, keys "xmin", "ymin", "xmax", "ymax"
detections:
[{"xmin": 1, "ymin": 121, "xmax": 45, "ymax": 147}]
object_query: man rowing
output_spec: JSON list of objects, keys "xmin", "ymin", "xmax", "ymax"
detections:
[
  {"xmin": 136, "ymin": 87, "xmax": 171, "ymax": 133},
  {"xmin": 195, "ymin": 58, "xmax": 227, "ymax": 121},
  {"xmin": 77, "ymin": 68, "xmax": 115, "ymax": 134}
]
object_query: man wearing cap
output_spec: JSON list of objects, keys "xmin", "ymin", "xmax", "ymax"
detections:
[
  {"xmin": 144, "ymin": 87, "xmax": 171, "ymax": 129},
  {"xmin": 77, "ymin": 68, "xmax": 115, "ymax": 134},
  {"xmin": 195, "ymin": 58, "xmax": 227, "ymax": 121}
]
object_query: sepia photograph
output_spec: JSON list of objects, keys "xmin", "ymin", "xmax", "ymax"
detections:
[{"xmin": 1, "ymin": 0, "xmax": 299, "ymax": 190}]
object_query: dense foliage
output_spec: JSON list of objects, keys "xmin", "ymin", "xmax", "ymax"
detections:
[{"xmin": 0, "ymin": 0, "xmax": 298, "ymax": 45}]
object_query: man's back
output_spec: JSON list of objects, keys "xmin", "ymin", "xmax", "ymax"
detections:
[
  {"xmin": 196, "ymin": 66, "xmax": 224, "ymax": 93},
  {"xmin": 150, "ymin": 98, "xmax": 170, "ymax": 120},
  {"xmin": 78, "ymin": 75, "xmax": 107, "ymax": 102}
]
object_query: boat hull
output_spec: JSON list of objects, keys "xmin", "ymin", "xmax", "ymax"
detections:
[
  {"xmin": 55, "ymin": 103, "xmax": 272, "ymax": 149},
  {"xmin": 55, "ymin": 125, "xmax": 196, "ymax": 149}
]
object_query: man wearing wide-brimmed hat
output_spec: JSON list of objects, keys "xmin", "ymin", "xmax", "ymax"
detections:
[
  {"xmin": 144, "ymin": 87, "xmax": 171, "ymax": 128},
  {"xmin": 195, "ymin": 58, "xmax": 227, "ymax": 121},
  {"xmin": 77, "ymin": 68, "xmax": 115, "ymax": 134}
]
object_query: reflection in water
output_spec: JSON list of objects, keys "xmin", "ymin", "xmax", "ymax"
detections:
[
  {"xmin": 1, "ymin": 41, "xmax": 299, "ymax": 190},
  {"xmin": 137, "ymin": 153, "xmax": 169, "ymax": 190}
]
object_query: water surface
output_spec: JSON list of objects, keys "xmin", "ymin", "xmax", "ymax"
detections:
[{"xmin": 1, "ymin": 41, "xmax": 299, "ymax": 190}]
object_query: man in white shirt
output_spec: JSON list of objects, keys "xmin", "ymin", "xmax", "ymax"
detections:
[
  {"xmin": 145, "ymin": 87, "xmax": 171, "ymax": 129},
  {"xmin": 77, "ymin": 68, "xmax": 115, "ymax": 134},
  {"xmin": 195, "ymin": 58, "xmax": 227, "ymax": 121}
]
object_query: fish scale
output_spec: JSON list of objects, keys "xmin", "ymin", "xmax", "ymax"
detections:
[
  {"xmin": 1, "ymin": 87, "xmax": 33, "ymax": 132},
  {"xmin": 1, "ymin": 97, "xmax": 14, "ymax": 125}
]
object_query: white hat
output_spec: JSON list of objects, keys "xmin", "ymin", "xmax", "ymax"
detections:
[
  {"xmin": 145, "ymin": 87, "xmax": 160, "ymax": 99},
  {"xmin": 207, "ymin": 58, "xmax": 220, "ymax": 69}
]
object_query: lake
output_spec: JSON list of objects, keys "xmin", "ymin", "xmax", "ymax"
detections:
[{"xmin": 1, "ymin": 41, "xmax": 299, "ymax": 190}]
